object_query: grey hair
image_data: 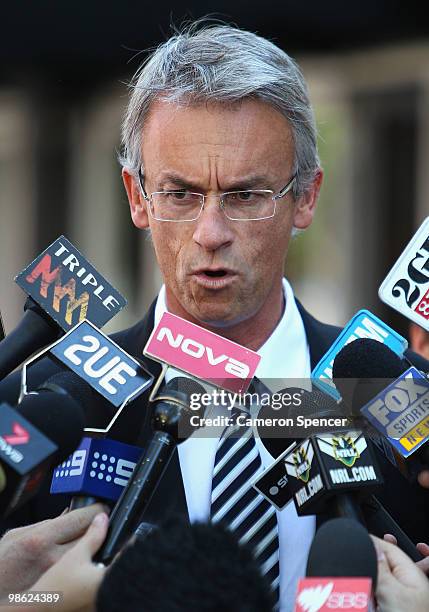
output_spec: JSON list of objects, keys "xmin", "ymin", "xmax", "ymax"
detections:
[{"xmin": 120, "ymin": 22, "xmax": 320, "ymax": 197}]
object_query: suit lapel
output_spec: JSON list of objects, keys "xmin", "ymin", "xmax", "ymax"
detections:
[{"xmin": 295, "ymin": 299, "xmax": 341, "ymax": 370}]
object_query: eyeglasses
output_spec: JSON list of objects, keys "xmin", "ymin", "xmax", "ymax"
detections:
[{"xmin": 138, "ymin": 170, "xmax": 296, "ymax": 222}]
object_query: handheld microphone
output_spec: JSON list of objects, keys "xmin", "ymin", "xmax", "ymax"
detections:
[
  {"xmin": 0, "ymin": 235, "xmax": 127, "ymax": 381},
  {"xmin": 0, "ymin": 297, "xmax": 60, "ymax": 381},
  {"xmin": 51, "ymin": 437, "xmax": 144, "ymax": 509},
  {"xmin": 253, "ymin": 387, "xmax": 350, "ymax": 510},
  {"xmin": 333, "ymin": 338, "xmax": 429, "ymax": 476},
  {"xmin": 144, "ymin": 310, "xmax": 260, "ymax": 393},
  {"xmin": 31, "ymin": 320, "xmax": 154, "ymax": 435},
  {"xmin": 294, "ymin": 518, "xmax": 377, "ymax": 612},
  {"xmin": 253, "ymin": 385, "xmax": 422, "ymax": 560},
  {"xmin": 311, "ymin": 309, "xmax": 408, "ymax": 401},
  {"xmin": 43, "ymin": 369, "xmax": 147, "ymax": 509},
  {"xmin": 0, "ymin": 391, "xmax": 84, "ymax": 516},
  {"xmin": 306, "ymin": 517, "xmax": 378, "ymax": 582},
  {"xmin": 379, "ymin": 216, "xmax": 429, "ymax": 331},
  {"xmin": 95, "ymin": 376, "xmax": 206, "ymax": 565},
  {"xmin": 332, "ymin": 338, "xmax": 406, "ymax": 414},
  {"xmin": 281, "ymin": 430, "xmax": 383, "ymax": 523},
  {"xmin": 254, "ymin": 387, "xmax": 378, "ymax": 522}
]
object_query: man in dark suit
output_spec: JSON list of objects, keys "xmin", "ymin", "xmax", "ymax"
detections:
[{"xmin": 1, "ymin": 22, "xmax": 429, "ymax": 610}]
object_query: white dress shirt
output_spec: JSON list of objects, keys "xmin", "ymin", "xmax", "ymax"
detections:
[{"xmin": 154, "ymin": 279, "xmax": 316, "ymax": 611}]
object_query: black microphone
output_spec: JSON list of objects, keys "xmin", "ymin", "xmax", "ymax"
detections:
[
  {"xmin": 0, "ymin": 297, "xmax": 60, "ymax": 381},
  {"xmin": 43, "ymin": 370, "xmax": 143, "ymax": 511},
  {"xmin": 332, "ymin": 337, "xmax": 407, "ymax": 420},
  {"xmin": 0, "ymin": 390, "xmax": 84, "ymax": 516},
  {"xmin": 333, "ymin": 338, "xmax": 429, "ymax": 473},
  {"xmin": 293, "ymin": 518, "xmax": 378, "ymax": 612},
  {"xmin": 286, "ymin": 388, "xmax": 421, "ymax": 558},
  {"xmin": 40, "ymin": 370, "xmax": 117, "ymax": 432},
  {"xmin": 306, "ymin": 517, "xmax": 378, "ymax": 583},
  {"xmin": 96, "ymin": 376, "xmax": 206, "ymax": 565},
  {"xmin": 253, "ymin": 388, "xmax": 351, "ymax": 512},
  {"xmin": 254, "ymin": 385, "xmax": 350, "ymax": 460},
  {"xmin": 290, "ymin": 389, "xmax": 370, "ymax": 523},
  {"xmin": 254, "ymin": 387, "xmax": 384, "ymax": 521},
  {"xmin": 331, "ymin": 339, "xmax": 427, "ymax": 560}
]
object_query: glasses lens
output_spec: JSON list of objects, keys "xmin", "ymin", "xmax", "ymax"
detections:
[
  {"xmin": 223, "ymin": 191, "xmax": 275, "ymax": 220},
  {"xmin": 151, "ymin": 192, "xmax": 203, "ymax": 221}
]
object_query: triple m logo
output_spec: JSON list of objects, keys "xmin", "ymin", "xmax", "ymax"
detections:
[{"xmin": 15, "ymin": 236, "xmax": 126, "ymax": 330}]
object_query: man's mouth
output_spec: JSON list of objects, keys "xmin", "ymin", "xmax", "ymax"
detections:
[
  {"xmin": 192, "ymin": 268, "xmax": 237, "ymax": 289},
  {"xmin": 204, "ymin": 269, "xmax": 228, "ymax": 278}
]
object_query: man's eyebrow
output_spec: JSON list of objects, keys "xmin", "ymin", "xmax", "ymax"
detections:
[
  {"xmin": 224, "ymin": 176, "xmax": 271, "ymax": 190},
  {"xmin": 157, "ymin": 174, "xmax": 197, "ymax": 190},
  {"xmin": 156, "ymin": 173, "xmax": 272, "ymax": 191}
]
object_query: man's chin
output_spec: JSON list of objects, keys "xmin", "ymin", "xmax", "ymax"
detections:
[{"xmin": 189, "ymin": 305, "xmax": 251, "ymax": 330}]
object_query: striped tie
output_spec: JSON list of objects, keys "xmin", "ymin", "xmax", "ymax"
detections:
[{"xmin": 210, "ymin": 405, "xmax": 280, "ymax": 606}]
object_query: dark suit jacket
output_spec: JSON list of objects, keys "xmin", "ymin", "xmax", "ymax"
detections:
[{"xmin": 1, "ymin": 298, "xmax": 429, "ymax": 543}]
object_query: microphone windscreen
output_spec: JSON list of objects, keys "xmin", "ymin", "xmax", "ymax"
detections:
[
  {"xmin": 333, "ymin": 338, "xmax": 406, "ymax": 381},
  {"xmin": 306, "ymin": 517, "xmax": 378, "ymax": 587},
  {"xmin": 18, "ymin": 392, "xmax": 84, "ymax": 463},
  {"xmin": 287, "ymin": 387, "xmax": 343, "ymax": 420},
  {"xmin": 165, "ymin": 376, "xmax": 206, "ymax": 397},
  {"xmin": 41, "ymin": 371, "xmax": 113, "ymax": 429},
  {"xmin": 332, "ymin": 339, "xmax": 408, "ymax": 412}
]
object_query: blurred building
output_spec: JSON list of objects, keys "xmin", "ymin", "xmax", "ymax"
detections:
[{"xmin": 0, "ymin": 1, "xmax": 428, "ymax": 338}]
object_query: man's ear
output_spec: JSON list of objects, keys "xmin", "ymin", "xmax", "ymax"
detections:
[
  {"xmin": 122, "ymin": 169, "xmax": 150, "ymax": 229},
  {"xmin": 293, "ymin": 168, "xmax": 323, "ymax": 230},
  {"xmin": 409, "ymin": 322, "xmax": 429, "ymax": 360}
]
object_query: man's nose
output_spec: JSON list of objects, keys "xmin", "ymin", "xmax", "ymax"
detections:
[{"xmin": 192, "ymin": 195, "xmax": 235, "ymax": 251}]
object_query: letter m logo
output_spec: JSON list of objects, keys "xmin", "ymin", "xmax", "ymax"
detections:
[{"xmin": 24, "ymin": 254, "xmax": 89, "ymax": 326}]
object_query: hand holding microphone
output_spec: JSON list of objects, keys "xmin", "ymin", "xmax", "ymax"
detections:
[
  {"xmin": 0, "ymin": 504, "xmax": 107, "ymax": 602},
  {"xmin": 372, "ymin": 535, "xmax": 429, "ymax": 612},
  {"xmin": 25, "ymin": 511, "xmax": 109, "ymax": 612}
]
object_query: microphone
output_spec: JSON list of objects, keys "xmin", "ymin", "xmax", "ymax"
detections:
[
  {"xmin": 252, "ymin": 387, "xmax": 351, "ymax": 511},
  {"xmin": 333, "ymin": 338, "xmax": 429, "ymax": 475},
  {"xmin": 311, "ymin": 309, "xmax": 408, "ymax": 401},
  {"xmin": 0, "ymin": 391, "xmax": 84, "ymax": 516},
  {"xmin": 332, "ymin": 337, "xmax": 407, "ymax": 416},
  {"xmin": 143, "ymin": 310, "xmax": 260, "ymax": 393},
  {"xmin": 43, "ymin": 370, "xmax": 146, "ymax": 510},
  {"xmin": 306, "ymin": 517, "xmax": 378, "ymax": 581},
  {"xmin": 39, "ymin": 370, "xmax": 119, "ymax": 432},
  {"xmin": 379, "ymin": 216, "xmax": 429, "ymax": 331},
  {"xmin": 279, "ymin": 432, "xmax": 382, "ymax": 523},
  {"xmin": 0, "ymin": 235, "xmax": 127, "ymax": 381},
  {"xmin": 50, "ymin": 437, "xmax": 144, "ymax": 510},
  {"xmin": 0, "ymin": 297, "xmax": 60, "ymax": 381},
  {"xmin": 49, "ymin": 375, "xmax": 207, "ymax": 510},
  {"xmin": 253, "ymin": 384, "xmax": 350, "ymax": 460},
  {"xmin": 95, "ymin": 376, "xmax": 206, "ymax": 564},
  {"xmin": 295, "ymin": 518, "xmax": 377, "ymax": 612},
  {"xmin": 33, "ymin": 320, "xmax": 154, "ymax": 435},
  {"xmin": 253, "ymin": 385, "xmax": 422, "ymax": 561}
]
